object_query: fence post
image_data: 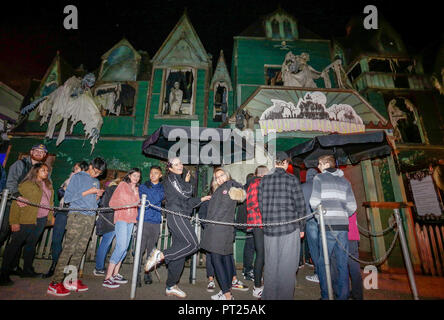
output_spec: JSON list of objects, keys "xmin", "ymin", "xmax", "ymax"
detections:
[
  {"xmin": 130, "ymin": 194, "xmax": 146, "ymax": 299},
  {"xmin": 394, "ymin": 208, "xmax": 419, "ymax": 300},
  {"xmin": 190, "ymin": 212, "xmax": 199, "ymax": 285},
  {"xmin": 0, "ymin": 189, "xmax": 9, "ymax": 229},
  {"xmin": 318, "ymin": 204, "xmax": 334, "ymax": 300}
]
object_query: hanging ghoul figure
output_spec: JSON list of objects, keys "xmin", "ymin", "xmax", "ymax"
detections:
[{"xmin": 21, "ymin": 73, "xmax": 103, "ymax": 152}]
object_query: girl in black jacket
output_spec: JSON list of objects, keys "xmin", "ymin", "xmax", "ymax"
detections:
[
  {"xmin": 200, "ymin": 167, "xmax": 246, "ymax": 300},
  {"xmin": 144, "ymin": 157, "xmax": 210, "ymax": 298}
]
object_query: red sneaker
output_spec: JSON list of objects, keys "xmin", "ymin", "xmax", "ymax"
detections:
[
  {"xmin": 47, "ymin": 282, "xmax": 71, "ymax": 297},
  {"xmin": 65, "ymin": 279, "xmax": 89, "ymax": 292}
]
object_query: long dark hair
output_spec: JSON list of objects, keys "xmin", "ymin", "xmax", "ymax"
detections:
[
  {"xmin": 122, "ymin": 168, "xmax": 142, "ymax": 186},
  {"xmin": 22, "ymin": 163, "xmax": 52, "ymax": 189}
]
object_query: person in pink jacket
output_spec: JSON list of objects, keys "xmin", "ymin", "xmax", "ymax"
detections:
[{"xmin": 102, "ymin": 168, "xmax": 141, "ymax": 289}]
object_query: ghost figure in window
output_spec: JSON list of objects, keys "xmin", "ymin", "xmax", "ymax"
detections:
[
  {"xmin": 281, "ymin": 52, "xmax": 322, "ymax": 88},
  {"xmin": 21, "ymin": 73, "xmax": 103, "ymax": 153},
  {"xmin": 169, "ymin": 81, "xmax": 183, "ymax": 115},
  {"xmin": 387, "ymin": 99, "xmax": 407, "ymax": 142}
]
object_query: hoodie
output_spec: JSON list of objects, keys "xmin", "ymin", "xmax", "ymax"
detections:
[
  {"xmin": 309, "ymin": 168, "xmax": 357, "ymax": 231},
  {"xmin": 138, "ymin": 181, "xmax": 164, "ymax": 224}
]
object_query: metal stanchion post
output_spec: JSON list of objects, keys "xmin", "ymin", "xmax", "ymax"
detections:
[
  {"xmin": 394, "ymin": 208, "xmax": 419, "ymax": 300},
  {"xmin": 0, "ymin": 189, "xmax": 9, "ymax": 229},
  {"xmin": 130, "ymin": 194, "xmax": 147, "ymax": 299},
  {"xmin": 318, "ymin": 204, "xmax": 334, "ymax": 300},
  {"xmin": 190, "ymin": 213, "xmax": 199, "ymax": 285}
]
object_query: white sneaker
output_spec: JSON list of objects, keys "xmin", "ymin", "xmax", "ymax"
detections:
[
  {"xmin": 166, "ymin": 285, "xmax": 187, "ymax": 298},
  {"xmin": 207, "ymin": 280, "xmax": 216, "ymax": 292},
  {"xmin": 211, "ymin": 290, "xmax": 233, "ymax": 300},
  {"xmin": 145, "ymin": 248, "xmax": 163, "ymax": 272},
  {"xmin": 305, "ymin": 274, "xmax": 319, "ymax": 283},
  {"xmin": 252, "ymin": 286, "xmax": 263, "ymax": 298}
]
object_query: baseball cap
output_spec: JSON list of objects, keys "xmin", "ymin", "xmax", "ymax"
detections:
[
  {"xmin": 275, "ymin": 151, "xmax": 290, "ymax": 162},
  {"xmin": 31, "ymin": 144, "xmax": 48, "ymax": 153}
]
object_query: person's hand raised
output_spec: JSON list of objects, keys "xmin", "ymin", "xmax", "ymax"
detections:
[{"xmin": 201, "ymin": 195, "xmax": 211, "ymax": 202}]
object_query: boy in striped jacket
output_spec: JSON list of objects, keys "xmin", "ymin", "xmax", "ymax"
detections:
[{"xmin": 309, "ymin": 154, "xmax": 357, "ymax": 300}]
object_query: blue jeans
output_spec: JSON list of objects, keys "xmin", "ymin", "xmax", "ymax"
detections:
[
  {"xmin": 109, "ymin": 221, "xmax": 133, "ymax": 265},
  {"xmin": 317, "ymin": 230, "xmax": 349, "ymax": 300},
  {"xmin": 305, "ymin": 218, "xmax": 319, "ymax": 274},
  {"xmin": 348, "ymin": 240, "xmax": 363, "ymax": 299},
  {"xmin": 95, "ymin": 231, "xmax": 116, "ymax": 270},
  {"xmin": 50, "ymin": 212, "xmax": 68, "ymax": 263}
]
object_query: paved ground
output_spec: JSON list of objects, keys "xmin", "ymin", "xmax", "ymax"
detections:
[{"xmin": 1, "ymin": 258, "xmax": 444, "ymax": 300}]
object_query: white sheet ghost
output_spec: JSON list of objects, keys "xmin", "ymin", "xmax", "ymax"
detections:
[{"xmin": 35, "ymin": 74, "xmax": 103, "ymax": 152}]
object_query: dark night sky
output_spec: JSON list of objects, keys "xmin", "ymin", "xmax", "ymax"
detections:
[{"xmin": 1, "ymin": 0, "xmax": 441, "ymax": 95}]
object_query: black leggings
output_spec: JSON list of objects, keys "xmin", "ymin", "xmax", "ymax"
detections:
[
  {"xmin": 211, "ymin": 252, "xmax": 233, "ymax": 294},
  {"xmin": 253, "ymin": 228, "xmax": 265, "ymax": 288}
]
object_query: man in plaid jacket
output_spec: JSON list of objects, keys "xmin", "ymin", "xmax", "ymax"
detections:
[{"xmin": 258, "ymin": 151, "xmax": 306, "ymax": 300}]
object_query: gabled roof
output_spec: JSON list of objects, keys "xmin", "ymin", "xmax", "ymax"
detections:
[
  {"xmin": 34, "ymin": 51, "xmax": 75, "ymax": 98},
  {"xmin": 210, "ymin": 50, "xmax": 233, "ymax": 90},
  {"xmin": 101, "ymin": 38, "xmax": 141, "ymax": 61},
  {"xmin": 238, "ymin": 7, "xmax": 322, "ymax": 40},
  {"xmin": 151, "ymin": 12, "xmax": 211, "ymax": 68}
]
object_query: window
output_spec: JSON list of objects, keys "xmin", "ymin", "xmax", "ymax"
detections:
[
  {"xmin": 160, "ymin": 67, "xmax": 196, "ymax": 116},
  {"xmin": 271, "ymin": 20, "xmax": 280, "ymax": 39},
  {"xmin": 94, "ymin": 82, "xmax": 137, "ymax": 117},
  {"xmin": 348, "ymin": 63, "xmax": 362, "ymax": 83},
  {"xmin": 213, "ymin": 82, "xmax": 228, "ymax": 122},
  {"xmin": 265, "ymin": 65, "xmax": 283, "ymax": 86},
  {"xmin": 283, "ymin": 20, "xmax": 293, "ymax": 39}
]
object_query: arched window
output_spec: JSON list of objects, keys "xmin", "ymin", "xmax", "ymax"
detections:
[
  {"xmin": 283, "ymin": 20, "xmax": 293, "ymax": 38},
  {"xmin": 271, "ymin": 19, "xmax": 280, "ymax": 39}
]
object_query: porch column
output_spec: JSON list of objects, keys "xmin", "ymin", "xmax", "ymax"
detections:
[
  {"xmin": 361, "ymin": 159, "xmax": 389, "ymax": 271},
  {"xmin": 386, "ymin": 155, "xmax": 422, "ymax": 272}
]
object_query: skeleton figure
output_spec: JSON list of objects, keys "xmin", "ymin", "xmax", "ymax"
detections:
[
  {"xmin": 387, "ymin": 99, "xmax": 407, "ymax": 141},
  {"xmin": 21, "ymin": 73, "xmax": 103, "ymax": 152},
  {"xmin": 281, "ymin": 52, "xmax": 322, "ymax": 88}
]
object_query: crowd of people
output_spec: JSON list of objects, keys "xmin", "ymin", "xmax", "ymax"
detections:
[{"xmin": 0, "ymin": 144, "xmax": 363, "ymax": 300}]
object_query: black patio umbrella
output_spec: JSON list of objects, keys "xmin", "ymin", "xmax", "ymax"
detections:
[
  {"xmin": 142, "ymin": 125, "xmax": 255, "ymax": 165},
  {"xmin": 286, "ymin": 131, "xmax": 393, "ymax": 168}
]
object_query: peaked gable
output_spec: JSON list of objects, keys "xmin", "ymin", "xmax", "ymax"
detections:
[
  {"xmin": 210, "ymin": 50, "xmax": 233, "ymax": 90},
  {"xmin": 35, "ymin": 52, "xmax": 74, "ymax": 98},
  {"xmin": 151, "ymin": 13, "xmax": 211, "ymax": 68},
  {"xmin": 99, "ymin": 38, "xmax": 141, "ymax": 82}
]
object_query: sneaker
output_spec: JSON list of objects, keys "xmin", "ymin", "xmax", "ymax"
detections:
[
  {"xmin": 166, "ymin": 285, "xmax": 187, "ymax": 298},
  {"xmin": 232, "ymin": 279, "xmax": 249, "ymax": 291},
  {"xmin": 47, "ymin": 282, "xmax": 71, "ymax": 297},
  {"xmin": 112, "ymin": 273, "xmax": 128, "ymax": 284},
  {"xmin": 252, "ymin": 286, "xmax": 263, "ymax": 298},
  {"xmin": 211, "ymin": 290, "xmax": 227, "ymax": 300},
  {"xmin": 207, "ymin": 280, "xmax": 216, "ymax": 292},
  {"xmin": 102, "ymin": 278, "xmax": 120, "ymax": 289},
  {"xmin": 243, "ymin": 270, "xmax": 254, "ymax": 281},
  {"xmin": 298, "ymin": 264, "xmax": 304, "ymax": 269},
  {"xmin": 65, "ymin": 279, "xmax": 88, "ymax": 292},
  {"xmin": 93, "ymin": 268, "xmax": 105, "ymax": 276},
  {"xmin": 145, "ymin": 248, "xmax": 163, "ymax": 272},
  {"xmin": 305, "ymin": 274, "xmax": 319, "ymax": 283},
  {"xmin": 305, "ymin": 261, "xmax": 314, "ymax": 268}
]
